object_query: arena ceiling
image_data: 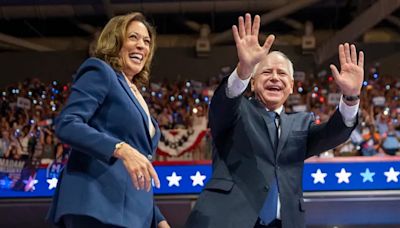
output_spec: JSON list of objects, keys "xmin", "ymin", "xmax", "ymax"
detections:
[{"xmin": 0, "ymin": 0, "xmax": 399, "ymax": 64}]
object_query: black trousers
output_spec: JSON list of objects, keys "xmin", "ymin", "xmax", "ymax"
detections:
[
  {"xmin": 61, "ymin": 214, "xmax": 123, "ymax": 228},
  {"xmin": 254, "ymin": 218, "xmax": 282, "ymax": 228}
]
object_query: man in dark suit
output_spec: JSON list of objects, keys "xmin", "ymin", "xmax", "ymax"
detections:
[{"xmin": 185, "ymin": 14, "xmax": 364, "ymax": 228}]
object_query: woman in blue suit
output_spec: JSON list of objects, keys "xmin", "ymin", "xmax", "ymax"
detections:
[{"xmin": 47, "ymin": 12, "xmax": 170, "ymax": 228}]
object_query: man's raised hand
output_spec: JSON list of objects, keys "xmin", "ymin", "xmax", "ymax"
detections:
[
  {"xmin": 330, "ymin": 43, "xmax": 364, "ymax": 103},
  {"xmin": 232, "ymin": 13, "xmax": 275, "ymax": 80}
]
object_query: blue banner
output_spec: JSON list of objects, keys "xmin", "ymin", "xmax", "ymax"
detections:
[
  {"xmin": 303, "ymin": 161, "xmax": 400, "ymax": 191},
  {"xmin": 0, "ymin": 159, "xmax": 399, "ymax": 198}
]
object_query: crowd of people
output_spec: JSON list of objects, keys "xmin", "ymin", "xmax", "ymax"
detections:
[
  {"xmin": 0, "ymin": 65, "xmax": 399, "ymax": 163},
  {"xmin": 287, "ymin": 67, "xmax": 400, "ymax": 157},
  {"xmin": 0, "ymin": 78, "xmax": 69, "ymax": 163}
]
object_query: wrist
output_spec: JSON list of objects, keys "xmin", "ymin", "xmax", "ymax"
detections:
[
  {"xmin": 113, "ymin": 142, "xmax": 126, "ymax": 159},
  {"xmin": 236, "ymin": 62, "xmax": 254, "ymax": 80},
  {"xmin": 342, "ymin": 94, "xmax": 360, "ymax": 106},
  {"xmin": 343, "ymin": 94, "xmax": 360, "ymax": 101}
]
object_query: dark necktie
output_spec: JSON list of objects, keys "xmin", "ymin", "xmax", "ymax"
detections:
[
  {"xmin": 259, "ymin": 111, "xmax": 280, "ymax": 225},
  {"xmin": 266, "ymin": 111, "xmax": 280, "ymax": 150}
]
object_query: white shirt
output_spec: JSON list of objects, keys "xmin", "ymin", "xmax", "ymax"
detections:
[{"xmin": 226, "ymin": 68, "xmax": 359, "ymax": 220}]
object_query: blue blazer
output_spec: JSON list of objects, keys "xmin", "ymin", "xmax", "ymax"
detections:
[{"xmin": 47, "ymin": 58, "xmax": 164, "ymax": 227}]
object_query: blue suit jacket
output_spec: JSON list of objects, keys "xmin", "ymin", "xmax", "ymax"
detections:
[{"xmin": 47, "ymin": 58, "xmax": 163, "ymax": 227}]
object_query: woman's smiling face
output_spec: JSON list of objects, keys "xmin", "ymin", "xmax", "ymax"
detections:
[{"xmin": 119, "ymin": 20, "xmax": 151, "ymax": 78}]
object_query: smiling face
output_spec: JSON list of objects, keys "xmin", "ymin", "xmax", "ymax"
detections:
[
  {"xmin": 119, "ymin": 20, "xmax": 151, "ymax": 79},
  {"xmin": 251, "ymin": 51, "xmax": 294, "ymax": 110}
]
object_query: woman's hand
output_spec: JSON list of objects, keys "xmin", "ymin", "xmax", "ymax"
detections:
[
  {"xmin": 114, "ymin": 143, "xmax": 160, "ymax": 191},
  {"xmin": 158, "ymin": 220, "xmax": 170, "ymax": 228}
]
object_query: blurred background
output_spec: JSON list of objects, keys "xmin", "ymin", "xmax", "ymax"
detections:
[{"xmin": 0, "ymin": 0, "xmax": 399, "ymax": 227}]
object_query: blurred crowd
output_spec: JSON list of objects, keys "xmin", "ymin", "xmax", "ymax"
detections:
[
  {"xmin": 0, "ymin": 65, "xmax": 399, "ymax": 163},
  {"xmin": 0, "ymin": 78, "xmax": 69, "ymax": 164},
  {"xmin": 285, "ymin": 66, "xmax": 400, "ymax": 157}
]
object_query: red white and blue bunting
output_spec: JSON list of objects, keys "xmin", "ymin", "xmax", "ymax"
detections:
[{"xmin": 157, "ymin": 126, "xmax": 208, "ymax": 157}]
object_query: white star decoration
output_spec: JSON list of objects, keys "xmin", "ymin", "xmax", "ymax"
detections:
[
  {"xmin": 335, "ymin": 168, "xmax": 352, "ymax": 184},
  {"xmin": 166, "ymin": 172, "xmax": 182, "ymax": 187},
  {"xmin": 311, "ymin": 169, "xmax": 327, "ymax": 184},
  {"xmin": 47, "ymin": 178, "xmax": 58, "ymax": 190},
  {"xmin": 23, "ymin": 176, "xmax": 38, "ymax": 191},
  {"xmin": 190, "ymin": 171, "xmax": 206, "ymax": 187},
  {"xmin": 360, "ymin": 168, "xmax": 375, "ymax": 183},
  {"xmin": 384, "ymin": 167, "xmax": 400, "ymax": 183}
]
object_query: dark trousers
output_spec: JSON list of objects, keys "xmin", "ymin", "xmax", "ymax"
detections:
[
  {"xmin": 61, "ymin": 214, "xmax": 123, "ymax": 228},
  {"xmin": 254, "ymin": 218, "xmax": 282, "ymax": 228}
]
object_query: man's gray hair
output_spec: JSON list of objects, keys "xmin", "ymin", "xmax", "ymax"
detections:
[{"xmin": 252, "ymin": 51, "xmax": 294, "ymax": 80}]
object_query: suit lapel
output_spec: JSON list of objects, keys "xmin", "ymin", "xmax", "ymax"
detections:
[
  {"xmin": 277, "ymin": 112, "xmax": 294, "ymax": 158},
  {"xmin": 151, "ymin": 116, "xmax": 161, "ymax": 152},
  {"xmin": 116, "ymin": 72, "xmax": 151, "ymax": 142},
  {"xmin": 250, "ymin": 99, "xmax": 277, "ymax": 152}
]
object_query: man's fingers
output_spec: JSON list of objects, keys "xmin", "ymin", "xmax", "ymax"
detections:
[
  {"xmin": 338, "ymin": 44, "xmax": 346, "ymax": 67},
  {"xmin": 262, "ymin": 34, "xmax": 275, "ymax": 52},
  {"xmin": 358, "ymin": 51, "xmax": 364, "ymax": 69},
  {"xmin": 148, "ymin": 164, "xmax": 160, "ymax": 189},
  {"xmin": 238, "ymin": 16, "xmax": 245, "ymax": 38},
  {"xmin": 350, "ymin": 44, "xmax": 357, "ymax": 64},
  {"xmin": 232, "ymin": 26, "xmax": 240, "ymax": 45},
  {"xmin": 252, "ymin": 15, "xmax": 260, "ymax": 37},
  {"xmin": 245, "ymin": 13, "xmax": 252, "ymax": 35},
  {"xmin": 330, "ymin": 64, "xmax": 340, "ymax": 81},
  {"xmin": 344, "ymin": 43, "xmax": 351, "ymax": 63}
]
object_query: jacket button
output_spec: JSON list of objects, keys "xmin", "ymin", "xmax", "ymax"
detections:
[
  {"xmin": 264, "ymin": 185, "xmax": 269, "ymax": 192},
  {"xmin": 147, "ymin": 154, "xmax": 153, "ymax": 160}
]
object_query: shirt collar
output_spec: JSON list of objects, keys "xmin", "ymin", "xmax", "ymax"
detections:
[{"xmin": 266, "ymin": 106, "xmax": 284, "ymax": 115}]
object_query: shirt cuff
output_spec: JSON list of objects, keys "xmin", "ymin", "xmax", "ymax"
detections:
[
  {"xmin": 338, "ymin": 95, "xmax": 359, "ymax": 127},
  {"xmin": 226, "ymin": 68, "xmax": 251, "ymax": 98}
]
